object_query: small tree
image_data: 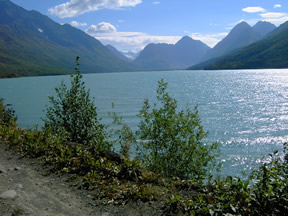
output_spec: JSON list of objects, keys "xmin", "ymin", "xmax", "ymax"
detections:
[
  {"xmin": 137, "ymin": 79, "xmax": 219, "ymax": 180},
  {"xmin": 43, "ymin": 57, "xmax": 110, "ymax": 151}
]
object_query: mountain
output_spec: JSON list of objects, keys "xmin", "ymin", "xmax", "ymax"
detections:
[
  {"xmin": 0, "ymin": 0, "xmax": 136, "ymax": 78},
  {"xmin": 121, "ymin": 51, "xmax": 140, "ymax": 61},
  {"xmin": 252, "ymin": 21, "xmax": 276, "ymax": 37},
  {"xmin": 105, "ymin": 45, "xmax": 132, "ymax": 62},
  {"xmin": 201, "ymin": 21, "xmax": 263, "ymax": 62},
  {"xmin": 133, "ymin": 36, "xmax": 211, "ymax": 70},
  {"xmin": 189, "ymin": 21, "xmax": 288, "ymax": 70}
]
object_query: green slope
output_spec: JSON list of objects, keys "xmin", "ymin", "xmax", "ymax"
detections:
[
  {"xmin": 190, "ymin": 21, "xmax": 288, "ymax": 70},
  {"xmin": 0, "ymin": 0, "xmax": 136, "ymax": 78},
  {"xmin": 201, "ymin": 22, "xmax": 262, "ymax": 62}
]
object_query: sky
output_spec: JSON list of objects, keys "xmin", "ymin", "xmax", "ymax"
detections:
[{"xmin": 10, "ymin": 0, "xmax": 288, "ymax": 54}]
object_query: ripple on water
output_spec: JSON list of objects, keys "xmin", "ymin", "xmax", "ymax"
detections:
[{"xmin": 1, "ymin": 69, "xmax": 288, "ymax": 177}]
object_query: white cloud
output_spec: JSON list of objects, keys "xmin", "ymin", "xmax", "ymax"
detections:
[
  {"xmin": 274, "ymin": 4, "xmax": 282, "ymax": 8},
  {"xmin": 86, "ymin": 22, "xmax": 117, "ymax": 34},
  {"xmin": 190, "ymin": 32, "xmax": 228, "ymax": 48},
  {"xmin": 70, "ymin": 21, "xmax": 87, "ymax": 27},
  {"xmin": 85, "ymin": 21, "xmax": 228, "ymax": 52},
  {"xmin": 153, "ymin": 1, "xmax": 160, "ymax": 5},
  {"xmin": 95, "ymin": 33, "xmax": 181, "ymax": 53},
  {"xmin": 262, "ymin": 16, "xmax": 288, "ymax": 26},
  {"xmin": 259, "ymin": 12, "xmax": 288, "ymax": 25},
  {"xmin": 86, "ymin": 25, "xmax": 227, "ymax": 52},
  {"xmin": 49, "ymin": 0, "xmax": 142, "ymax": 18},
  {"xmin": 240, "ymin": 6, "xmax": 288, "ymax": 26},
  {"xmin": 85, "ymin": 22, "xmax": 181, "ymax": 52},
  {"xmin": 260, "ymin": 12, "xmax": 286, "ymax": 18},
  {"xmin": 242, "ymin": 7, "xmax": 266, "ymax": 13}
]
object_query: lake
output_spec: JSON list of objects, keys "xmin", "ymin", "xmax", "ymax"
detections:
[{"xmin": 1, "ymin": 69, "xmax": 288, "ymax": 177}]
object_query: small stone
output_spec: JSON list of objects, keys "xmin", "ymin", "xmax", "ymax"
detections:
[
  {"xmin": 0, "ymin": 169, "xmax": 5, "ymax": 173},
  {"xmin": 0, "ymin": 190, "xmax": 17, "ymax": 199},
  {"xmin": 16, "ymin": 184, "xmax": 23, "ymax": 189},
  {"xmin": 15, "ymin": 167, "xmax": 21, "ymax": 171}
]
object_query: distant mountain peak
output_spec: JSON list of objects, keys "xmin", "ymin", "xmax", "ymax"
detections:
[
  {"xmin": 179, "ymin": 35, "xmax": 193, "ymax": 41},
  {"xmin": 189, "ymin": 20, "xmax": 288, "ymax": 70},
  {"xmin": 175, "ymin": 35, "xmax": 209, "ymax": 48},
  {"xmin": 253, "ymin": 21, "xmax": 276, "ymax": 37},
  {"xmin": 133, "ymin": 36, "xmax": 210, "ymax": 70},
  {"xmin": 199, "ymin": 21, "xmax": 262, "ymax": 62},
  {"xmin": 176, "ymin": 36, "xmax": 197, "ymax": 46},
  {"xmin": 230, "ymin": 21, "xmax": 251, "ymax": 33},
  {"xmin": 255, "ymin": 20, "xmax": 269, "ymax": 25},
  {"xmin": 238, "ymin": 21, "xmax": 249, "ymax": 25},
  {"xmin": 176, "ymin": 36, "xmax": 192, "ymax": 45}
]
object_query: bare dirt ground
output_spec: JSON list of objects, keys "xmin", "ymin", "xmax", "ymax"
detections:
[{"xmin": 0, "ymin": 143, "xmax": 163, "ymax": 216}]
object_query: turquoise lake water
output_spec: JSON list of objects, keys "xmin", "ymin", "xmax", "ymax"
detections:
[{"xmin": 1, "ymin": 69, "xmax": 288, "ymax": 176}]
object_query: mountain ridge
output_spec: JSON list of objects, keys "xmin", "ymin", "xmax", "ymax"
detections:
[
  {"xmin": 0, "ymin": 0, "xmax": 136, "ymax": 77},
  {"xmin": 200, "ymin": 21, "xmax": 271, "ymax": 62},
  {"xmin": 188, "ymin": 21, "xmax": 288, "ymax": 70},
  {"xmin": 252, "ymin": 21, "xmax": 277, "ymax": 37},
  {"xmin": 106, "ymin": 45, "xmax": 132, "ymax": 62},
  {"xmin": 0, "ymin": 0, "xmax": 286, "ymax": 77},
  {"xmin": 133, "ymin": 36, "xmax": 211, "ymax": 70}
]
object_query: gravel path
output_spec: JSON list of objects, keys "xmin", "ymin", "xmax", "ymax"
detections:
[
  {"xmin": 0, "ymin": 143, "xmax": 163, "ymax": 216},
  {"xmin": 0, "ymin": 144, "xmax": 103, "ymax": 216}
]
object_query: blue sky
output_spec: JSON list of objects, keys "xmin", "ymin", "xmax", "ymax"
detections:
[{"xmin": 10, "ymin": 0, "xmax": 288, "ymax": 53}]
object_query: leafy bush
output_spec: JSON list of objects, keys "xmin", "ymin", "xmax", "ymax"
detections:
[
  {"xmin": 1, "ymin": 75, "xmax": 288, "ymax": 214},
  {"xmin": 0, "ymin": 98, "xmax": 16, "ymax": 126},
  {"xmin": 137, "ymin": 79, "xmax": 219, "ymax": 180},
  {"xmin": 249, "ymin": 142, "xmax": 288, "ymax": 215},
  {"xmin": 43, "ymin": 57, "xmax": 110, "ymax": 151},
  {"xmin": 183, "ymin": 143, "xmax": 288, "ymax": 215}
]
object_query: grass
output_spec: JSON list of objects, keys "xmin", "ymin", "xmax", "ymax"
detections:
[{"xmin": 1, "ymin": 98, "xmax": 287, "ymax": 215}]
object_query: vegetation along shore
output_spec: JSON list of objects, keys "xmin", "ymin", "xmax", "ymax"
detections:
[{"xmin": 1, "ymin": 59, "xmax": 288, "ymax": 215}]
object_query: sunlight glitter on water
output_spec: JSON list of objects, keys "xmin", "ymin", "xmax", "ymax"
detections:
[{"xmin": 1, "ymin": 69, "xmax": 288, "ymax": 176}]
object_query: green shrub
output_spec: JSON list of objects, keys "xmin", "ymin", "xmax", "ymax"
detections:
[
  {"xmin": 136, "ymin": 79, "xmax": 219, "ymax": 180},
  {"xmin": 43, "ymin": 57, "xmax": 110, "ymax": 151},
  {"xmin": 0, "ymin": 98, "xmax": 16, "ymax": 126},
  {"xmin": 249, "ymin": 142, "xmax": 288, "ymax": 215}
]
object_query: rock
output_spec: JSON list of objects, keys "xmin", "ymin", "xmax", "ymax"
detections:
[
  {"xmin": 101, "ymin": 150, "xmax": 123, "ymax": 164},
  {"xmin": 16, "ymin": 184, "xmax": 23, "ymax": 189},
  {"xmin": 0, "ymin": 190, "xmax": 17, "ymax": 199},
  {"xmin": 0, "ymin": 169, "xmax": 5, "ymax": 173},
  {"xmin": 15, "ymin": 167, "xmax": 21, "ymax": 171}
]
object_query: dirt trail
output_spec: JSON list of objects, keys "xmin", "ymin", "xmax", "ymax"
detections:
[
  {"xmin": 0, "ymin": 144, "xmax": 103, "ymax": 216},
  {"xmin": 0, "ymin": 144, "xmax": 163, "ymax": 216}
]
